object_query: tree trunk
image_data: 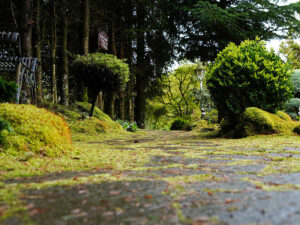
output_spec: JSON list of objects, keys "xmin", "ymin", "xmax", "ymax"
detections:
[
  {"xmin": 128, "ymin": 95, "xmax": 134, "ymax": 122},
  {"xmin": 89, "ymin": 90, "xmax": 99, "ymax": 117},
  {"xmin": 61, "ymin": 1, "xmax": 69, "ymax": 106},
  {"xmin": 111, "ymin": 21, "xmax": 117, "ymax": 56},
  {"xmin": 18, "ymin": 0, "xmax": 32, "ymax": 57},
  {"xmin": 118, "ymin": 42, "xmax": 125, "ymax": 120},
  {"xmin": 80, "ymin": 0, "xmax": 89, "ymax": 102},
  {"xmin": 16, "ymin": 0, "xmax": 33, "ymax": 103},
  {"xmin": 33, "ymin": 0, "xmax": 42, "ymax": 105},
  {"xmin": 51, "ymin": 0, "xmax": 57, "ymax": 103},
  {"xmin": 118, "ymin": 91, "xmax": 125, "ymax": 120},
  {"xmin": 135, "ymin": 1, "xmax": 146, "ymax": 128},
  {"xmin": 81, "ymin": 0, "xmax": 89, "ymax": 56},
  {"xmin": 107, "ymin": 92, "xmax": 116, "ymax": 119},
  {"xmin": 97, "ymin": 91, "xmax": 104, "ymax": 111}
]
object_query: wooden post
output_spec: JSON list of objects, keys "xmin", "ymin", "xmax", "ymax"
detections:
[{"xmin": 15, "ymin": 62, "xmax": 22, "ymax": 103}]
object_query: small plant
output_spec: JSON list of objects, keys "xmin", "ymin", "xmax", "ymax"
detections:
[
  {"xmin": 0, "ymin": 76, "xmax": 17, "ymax": 103},
  {"xmin": 116, "ymin": 120, "xmax": 138, "ymax": 132},
  {"xmin": 170, "ymin": 118, "xmax": 188, "ymax": 130},
  {"xmin": 0, "ymin": 116, "xmax": 12, "ymax": 143}
]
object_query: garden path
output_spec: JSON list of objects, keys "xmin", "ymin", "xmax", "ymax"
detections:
[{"xmin": 3, "ymin": 130, "xmax": 300, "ymax": 225}]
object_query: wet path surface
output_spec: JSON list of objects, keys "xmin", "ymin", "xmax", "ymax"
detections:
[{"xmin": 3, "ymin": 130, "xmax": 300, "ymax": 225}]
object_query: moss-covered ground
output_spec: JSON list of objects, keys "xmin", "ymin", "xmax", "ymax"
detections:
[{"xmin": 1, "ymin": 130, "xmax": 300, "ymax": 224}]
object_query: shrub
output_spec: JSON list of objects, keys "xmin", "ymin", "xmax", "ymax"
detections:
[
  {"xmin": 116, "ymin": 120, "xmax": 138, "ymax": 132},
  {"xmin": 170, "ymin": 118, "xmax": 188, "ymax": 130},
  {"xmin": 284, "ymin": 98, "xmax": 300, "ymax": 119},
  {"xmin": 291, "ymin": 70, "xmax": 300, "ymax": 98},
  {"xmin": 206, "ymin": 38, "xmax": 293, "ymax": 123},
  {"xmin": 293, "ymin": 125, "xmax": 300, "ymax": 135},
  {"xmin": 0, "ymin": 76, "xmax": 17, "ymax": 103},
  {"xmin": 205, "ymin": 109, "xmax": 218, "ymax": 124},
  {"xmin": 71, "ymin": 53, "xmax": 130, "ymax": 116},
  {"xmin": 0, "ymin": 103, "xmax": 72, "ymax": 156}
]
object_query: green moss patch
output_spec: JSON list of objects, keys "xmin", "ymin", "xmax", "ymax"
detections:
[
  {"xmin": 239, "ymin": 107, "xmax": 299, "ymax": 137},
  {"xmin": 276, "ymin": 111, "xmax": 293, "ymax": 121},
  {"xmin": 0, "ymin": 103, "xmax": 72, "ymax": 156},
  {"xmin": 44, "ymin": 102, "xmax": 123, "ymax": 134}
]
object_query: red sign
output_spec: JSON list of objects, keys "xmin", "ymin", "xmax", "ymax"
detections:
[{"xmin": 98, "ymin": 30, "xmax": 108, "ymax": 51}]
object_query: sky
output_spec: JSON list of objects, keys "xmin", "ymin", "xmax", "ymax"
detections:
[{"xmin": 266, "ymin": 0, "xmax": 300, "ymax": 52}]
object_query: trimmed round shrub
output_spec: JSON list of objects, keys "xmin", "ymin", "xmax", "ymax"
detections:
[
  {"xmin": 71, "ymin": 53, "xmax": 130, "ymax": 116},
  {"xmin": 0, "ymin": 103, "xmax": 72, "ymax": 156},
  {"xmin": 170, "ymin": 118, "xmax": 188, "ymax": 130},
  {"xmin": 206, "ymin": 38, "xmax": 293, "ymax": 123}
]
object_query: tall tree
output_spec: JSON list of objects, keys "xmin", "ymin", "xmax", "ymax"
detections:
[
  {"xmin": 51, "ymin": 0, "xmax": 57, "ymax": 103},
  {"xmin": 180, "ymin": 0, "xmax": 300, "ymax": 61},
  {"xmin": 81, "ymin": 0, "xmax": 89, "ymax": 55},
  {"xmin": 60, "ymin": 0, "xmax": 69, "ymax": 105},
  {"xmin": 280, "ymin": 37, "xmax": 300, "ymax": 69},
  {"xmin": 33, "ymin": 0, "xmax": 42, "ymax": 105},
  {"xmin": 135, "ymin": 0, "xmax": 146, "ymax": 128}
]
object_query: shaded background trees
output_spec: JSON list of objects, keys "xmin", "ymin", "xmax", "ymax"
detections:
[{"xmin": 0, "ymin": 0, "xmax": 299, "ymax": 127}]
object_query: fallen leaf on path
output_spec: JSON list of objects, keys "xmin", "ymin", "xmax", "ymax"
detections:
[
  {"xmin": 207, "ymin": 191, "xmax": 214, "ymax": 196},
  {"xmin": 109, "ymin": 190, "xmax": 121, "ymax": 195},
  {"xmin": 144, "ymin": 194, "xmax": 153, "ymax": 199}
]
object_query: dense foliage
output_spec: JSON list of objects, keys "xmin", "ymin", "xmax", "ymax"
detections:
[
  {"xmin": 291, "ymin": 70, "xmax": 300, "ymax": 98},
  {"xmin": 206, "ymin": 38, "xmax": 293, "ymax": 123},
  {"xmin": 146, "ymin": 62, "xmax": 211, "ymax": 129},
  {"xmin": 280, "ymin": 38, "xmax": 300, "ymax": 69},
  {"xmin": 170, "ymin": 118, "xmax": 188, "ymax": 131},
  {"xmin": 285, "ymin": 70, "xmax": 300, "ymax": 119},
  {"xmin": 0, "ymin": 76, "xmax": 17, "ymax": 103},
  {"xmin": 72, "ymin": 53, "xmax": 130, "ymax": 92},
  {"xmin": 71, "ymin": 53, "xmax": 130, "ymax": 116}
]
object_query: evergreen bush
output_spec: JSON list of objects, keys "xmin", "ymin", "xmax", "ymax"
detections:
[{"xmin": 206, "ymin": 38, "xmax": 293, "ymax": 123}]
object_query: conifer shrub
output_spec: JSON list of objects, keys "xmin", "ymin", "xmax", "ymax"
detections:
[
  {"xmin": 0, "ymin": 103, "xmax": 72, "ymax": 156},
  {"xmin": 206, "ymin": 38, "xmax": 293, "ymax": 123}
]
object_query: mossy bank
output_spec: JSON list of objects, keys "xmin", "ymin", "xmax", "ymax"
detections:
[{"xmin": 0, "ymin": 103, "xmax": 72, "ymax": 156}]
